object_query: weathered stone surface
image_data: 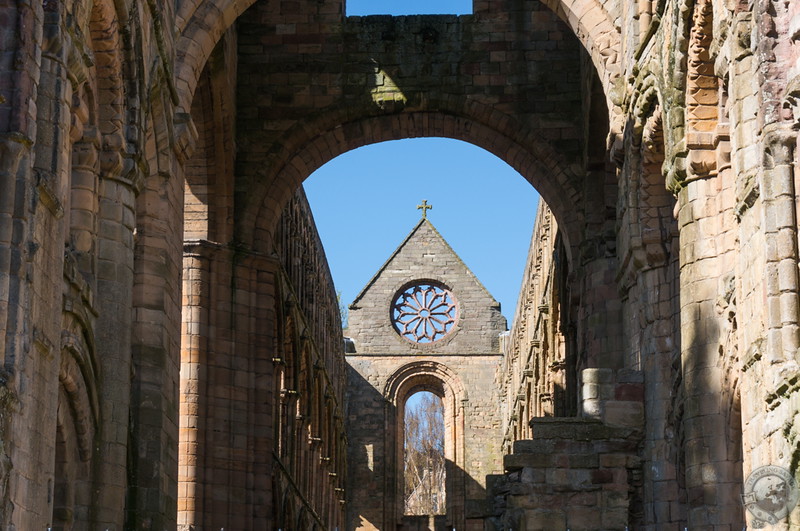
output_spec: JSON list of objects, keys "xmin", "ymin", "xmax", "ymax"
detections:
[
  {"xmin": 1, "ymin": 0, "xmax": 798, "ymax": 529},
  {"xmin": 346, "ymin": 217, "xmax": 505, "ymax": 530}
]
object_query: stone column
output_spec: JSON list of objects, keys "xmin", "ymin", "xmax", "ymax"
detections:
[
  {"xmin": 678, "ymin": 163, "xmax": 743, "ymax": 527},
  {"xmin": 0, "ymin": 1, "xmax": 42, "ymax": 523},
  {"xmin": 91, "ymin": 158, "xmax": 138, "ymax": 529},
  {"xmin": 177, "ymin": 244, "xmax": 277, "ymax": 529},
  {"xmin": 178, "ymin": 241, "xmax": 213, "ymax": 529},
  {"xmin": 0, "ymin": 133, "xmax": 32, "ymax": 530},
  {"xmin": 0, "ymin": 135, "xmax": 30, "ymax": 368},
  {"xmin": 7, "ymin": 14, "xmax": 73, "ymax": 527},
  {"xmin": 126, "ymin": 109, "xmax": 190, "ymax": 529}
]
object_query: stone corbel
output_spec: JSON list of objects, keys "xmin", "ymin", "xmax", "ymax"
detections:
[
  {"xmin": 0, "ymin": 133, "xmax": 32, "ymax": 178},
  {"xmin": 685, "ymin": 137, "xmax": 717, "ymax": 181},
  {"xmin": 173, "ymin": 112, "xmax": 198, "ymax": 165},
  {"xmin": 783, "ymin": 77, "xmax": 800, "ymax": 130},
  {"xmin": 732, "ymin": 12, "xmax": 753, "ymax": 61},
  {"xmin": 665, "ymin": 142, "xmax": 688, "ymax": 193},
  {"xmin": 35, "ymin": 169, "xmax": 64, "ymax": 219},
  {"xmin": 100, "ymin": 130, "xmax": 125, "ymax": 177},
  {"xmin": 762, "ymin": 123, "xmax": 797, "ymax": 169},
  {"xmin": 734, "ymin": 172, "xmax": 759, "ymax": 220}
]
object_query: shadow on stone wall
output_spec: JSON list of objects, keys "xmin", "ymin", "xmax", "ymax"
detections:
[{"xmin": 346, "ymin": 366, "xmax": 493, "ymax": 530}]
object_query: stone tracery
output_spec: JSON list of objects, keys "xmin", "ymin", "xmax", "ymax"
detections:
[{"xmin": 391, "ymin": 282, "xmax": 458, "ymax": 343}]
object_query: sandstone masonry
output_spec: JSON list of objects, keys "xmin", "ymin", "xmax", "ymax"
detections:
[{"xmin": 0, "ymin": 0, "xmax": 798, "ymax": 529}]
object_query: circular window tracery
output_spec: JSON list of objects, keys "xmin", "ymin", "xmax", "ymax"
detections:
[{"xmin": 391, "ymin": 282, "xmax": 458, "ymax": 343}]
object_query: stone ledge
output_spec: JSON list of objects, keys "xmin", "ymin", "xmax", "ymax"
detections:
[{"xmin": 526, "ymin": 417, "xmax": 641, "ymax": 442}]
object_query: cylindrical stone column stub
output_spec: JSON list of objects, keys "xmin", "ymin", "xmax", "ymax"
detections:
[
  {"xmin": 69, "ymin": 135, "xmax": 100, "ymax": 277},
  {"xmin": 581, "ymin": 367, "xmax": 614, "ymax": 421},
  {"xmin": 127, "ymin": 156, "xmax": 185, "ymax": 530}
]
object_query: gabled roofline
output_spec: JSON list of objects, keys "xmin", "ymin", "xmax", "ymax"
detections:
[{"xmin": 349, "ymin": 217, "xmax": 500, "ymax": 308}]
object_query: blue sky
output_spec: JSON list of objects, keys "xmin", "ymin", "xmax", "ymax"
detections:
[
  {"xmin": 346, "ymin": 0, "xmax": 472, "ymax": 16},
  {"xmin": 303, "ymin": 138, "xmax": 540, "ymax": 326}
]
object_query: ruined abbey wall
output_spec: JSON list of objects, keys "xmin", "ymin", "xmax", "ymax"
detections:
[
  {"xmin": 0, "ymin": 0, "xmax": 800, "ymax": 529},
  {"xmin": 344, "ymin": 219, "xmax": 507, "ymax": 530}
]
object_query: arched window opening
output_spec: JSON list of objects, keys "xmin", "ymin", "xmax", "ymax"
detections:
[{"xmin": 403, "ymin": 391, "xmax": 446, "ymax": 515}]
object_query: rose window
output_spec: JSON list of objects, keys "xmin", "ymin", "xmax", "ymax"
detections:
[{"xmin": 391, "ymin": 282, "xmax": 458, "ymax": 343}]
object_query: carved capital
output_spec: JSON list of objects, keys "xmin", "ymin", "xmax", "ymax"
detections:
[
  {"xmin": 0, "ymin": 133, "xmax": 32, "ymax": 178},
  {"xmin": 72, "ymin": 130, "xmax": 100, "ymax": 171},
  {"xmin": 687, "ymin": 148, "xmax": 717, "ymax": 180},
  {"xmin": 762, "ymin": 123, "xmax": 797, "ymax": 168},
  {"xmin": 100, "ymin": 131, "xmax": 125, "ymax": 177},
  {"xmin": 732, "ymin": 12, "xmax": 753, "ymax": 60}
]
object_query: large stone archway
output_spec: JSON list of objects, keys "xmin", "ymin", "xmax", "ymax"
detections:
[
  {"xmin": 4, "ymin": 0, "xmax": 800, "ymax": 529},
  {"xmin": 228, "ymin": 0, "xmax": 604, "ymax": 262}
]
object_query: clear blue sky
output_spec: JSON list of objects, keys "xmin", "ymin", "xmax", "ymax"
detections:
[
  {"xmin": 346, "ymin": 0, "xmax": 472, "ymax": 16},
  {"xmin": 303, "ymin": 138, "xmax": 540, "ymax": 327}
]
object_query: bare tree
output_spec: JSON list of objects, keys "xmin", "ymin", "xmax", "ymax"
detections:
[{"xmin": 404, "ymin": 392, "xmax": 446, "ymax": 515}]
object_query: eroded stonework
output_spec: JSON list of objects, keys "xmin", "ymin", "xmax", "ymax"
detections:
[{"xmin": 0, "ymin": 0, "xmax": 799, "ymax": 529}]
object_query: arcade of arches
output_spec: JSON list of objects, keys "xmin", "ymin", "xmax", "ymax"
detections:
[{"xmin": 0, "ymin": 0, "xmax": 799, "ymax": 529}]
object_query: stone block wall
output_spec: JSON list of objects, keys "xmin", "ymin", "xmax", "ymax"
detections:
[
  {"xmin": 489, "ymin": 418, "xmax": 642, "ymax": 531},
  {"xmin": 179, "ymin": 188, "xmax": 347, "ymax": 530},
  {"xmin": 346, "ymin": 354, "xmax": 504, "ymax": 530},
  {"xmin": 346, "ymin": 220, "xmax": 507, "ymax": 355},
  {"xmin": 3, "ymin": 0, "xmax": 800, "ymax": 529},
  {"xmin": 345, "ymin": 216, "xmax": 507, "ymax": 529}
]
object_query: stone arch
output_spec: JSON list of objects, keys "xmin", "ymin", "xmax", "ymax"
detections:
[
  {"xmin": 383, "ymin": 361, "xmax": 466, "ymax": 525},
  {"xmin": 54, "ymin": 314, "xmax": 100, "ymax": 529},
  {"xmin": 59, "ymin": 333, "xmax": 99, "ymax": 461},
  {"xmin": 241, "ymin": 104, "xmax": 585, "ymax": 267},
  {"xmin": 618, "ymin": 76, "xmax": 677, "ymax": 294},
  {"xmin": 279, "ymin": 491, "xmax": 296, "ymax": 530},
  {"xmin": 184, "ymin": 33, "xmax": 236, "ymax": 244},
  {"xmin": 536, "ymin": 0, "xmax": 621, "ymax": 88},
  {"xmin": 174, "ymin": 0, "xmax": 621, "ymax": 115}
]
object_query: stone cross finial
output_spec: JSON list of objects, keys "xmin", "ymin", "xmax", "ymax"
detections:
[{"xmin": 417, "ymin": 199, "xmax": 432, "ymax": 219}]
